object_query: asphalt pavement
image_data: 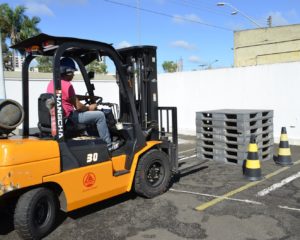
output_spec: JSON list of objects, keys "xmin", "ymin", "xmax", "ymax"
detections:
[{"xmin": 1, "ymin": 135, "xmax": 300, "ymax": 240}]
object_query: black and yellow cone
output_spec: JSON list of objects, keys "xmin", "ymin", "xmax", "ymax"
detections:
[
  {"xmin": 244, "ymin": 136, "xmax": 262, "ymax": 181},
  {"xmin": 275, "ymin": 127, "xmax": 293, "ymax": 166}
]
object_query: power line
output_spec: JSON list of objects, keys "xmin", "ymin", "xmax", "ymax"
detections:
[
  {"xmin": 104, "ymin": 0, "xmax": 232, "ymax": 31},
  {"xmin": 168, "ymin": 0, "xmax": 231, "ymax": 17}
]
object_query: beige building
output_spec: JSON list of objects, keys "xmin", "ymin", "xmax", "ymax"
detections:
[{"xmin": 234, "ymin": 24, "xmax": 300, "ymax": 67}]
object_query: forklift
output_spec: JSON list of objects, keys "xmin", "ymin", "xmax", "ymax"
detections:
[{"xmin": 0, "ymin": 33, "xmax": 199, "ymax": 240}]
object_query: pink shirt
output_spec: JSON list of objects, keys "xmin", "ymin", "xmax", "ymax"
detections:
[{"xmin": 47, "ymin": 79, "xmax": 76, "ymax": 117}]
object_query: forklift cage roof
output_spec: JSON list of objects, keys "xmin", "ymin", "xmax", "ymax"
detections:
[{"xmin": 10, "ymin": 33, "xmax": 142, "ymax": 141}]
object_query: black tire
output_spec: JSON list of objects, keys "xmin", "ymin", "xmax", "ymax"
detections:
[
  {"xmin": 14, "ymin": 187, "xmax": 58, "ymax": 240},
  {"xmin": 134, "ymin": 149, "xmax": 171, "ymax": 198}
]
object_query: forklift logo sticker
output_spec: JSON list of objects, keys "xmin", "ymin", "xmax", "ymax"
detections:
[
  {"xmin": 55, "ymin": 90, "xmax": 64, "ymax": 139},
  {"xmin": 83, "ymin": 172, "xmax": 96, "ymax": 188}
]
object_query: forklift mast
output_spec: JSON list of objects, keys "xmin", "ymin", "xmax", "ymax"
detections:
[{"xmin": 118, "ymin": 46, "xmax": 159, "ymax": 140}]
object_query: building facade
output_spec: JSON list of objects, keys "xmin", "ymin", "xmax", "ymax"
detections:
[
  {"xmin": 234, "ymin": 24, "xmax": 300, "ymax": 67},
  {"xmin": 14, "ymin": 54, "xmax": 25, "ymax": 71}
]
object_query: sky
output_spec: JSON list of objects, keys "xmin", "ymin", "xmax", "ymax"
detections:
[{"xmin": 1, "ymin": 0, "xmax": 300, "ymax": 72}]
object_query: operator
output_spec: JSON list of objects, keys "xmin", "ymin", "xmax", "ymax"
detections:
[{"xmin": 46, "ymin": 57, "xmax": 116, "ymax": 148}]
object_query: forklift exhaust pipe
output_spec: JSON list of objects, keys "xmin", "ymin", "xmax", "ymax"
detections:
[{"xmin": 0, "ymin": 99, "xmax": 24, "ymax": 135}]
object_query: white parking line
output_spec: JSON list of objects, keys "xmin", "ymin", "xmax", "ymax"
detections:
[
  {"xmin": 170, "ymin": 188, "xmax": 262, "ymax": 205},
  {"xmin": 278, "ymin": 205, "xmax": 300, "ymax": 212},
  {"xmin": 257, "ymin": 171, "xmax": 300, "ymax": 197},
  {"xmin": 170, "ymin": 188, "xmax": 300, "ymax": 213}
]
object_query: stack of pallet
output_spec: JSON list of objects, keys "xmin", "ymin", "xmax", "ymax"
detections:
[{"xmin": 196, "ymin": 109, "xmax": 274, "ymax": 165}]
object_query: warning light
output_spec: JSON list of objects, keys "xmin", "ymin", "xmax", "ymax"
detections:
[
  {"xmin": 42, "ymin": 40, "xmax": 55, "ymax": 47},
  {"xmin": 25, "ymin": 45, "xmax": 41, "ymax": 55},
  {"xmin": 42, "ymin": 40, "xmax": 58, "ymax": 51}
]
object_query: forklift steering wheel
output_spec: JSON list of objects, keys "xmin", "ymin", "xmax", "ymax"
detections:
[
  {"xmin": 95, "ymin": 97, "xmax": 103, "ymax": 106},
  {"xmin": 81, "ymin": 95, "xmax": 103, "ymax": 105}
]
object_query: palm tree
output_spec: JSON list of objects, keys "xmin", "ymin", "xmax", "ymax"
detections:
[
  {"xmin": 20, "ymin": 16, "xmax": 41, "ymax": 41},
  {"xmin": 0, "ymin": 3, "xmax": 40, "ymax": 70},
  {"xmin": 0, "ymin": 4, "xmax": 26, "ymax": 45}
]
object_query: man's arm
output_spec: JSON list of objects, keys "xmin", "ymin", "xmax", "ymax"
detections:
[{"xmin": 70, "ymin": 96, "xmax": 97, "ymax": 112}]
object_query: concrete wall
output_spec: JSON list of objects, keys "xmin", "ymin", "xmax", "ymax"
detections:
[
  {"xmin": 4, "ymin": 61, "xmax": 300, "ymax": 144},
  {"xmin": 234, "ymin": 24, "xmax": 300, "ymax": 67},
  {"xmin": 158, "ymin": 62, "xmax": 300, "ymax": 145}
]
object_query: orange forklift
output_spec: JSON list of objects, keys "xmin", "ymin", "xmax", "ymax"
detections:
[{"xmin": 0, "ymin": 34, "xmax": 198, "ymax": 239}]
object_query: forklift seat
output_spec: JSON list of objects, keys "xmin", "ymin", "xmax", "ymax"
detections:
[
  {"xmin": 38, "ymin": 93, "xmax": 53, "ymax": 134},
  {"xmin": 37, "ymin": 93, "xmax": 88, "ymax": 137}
]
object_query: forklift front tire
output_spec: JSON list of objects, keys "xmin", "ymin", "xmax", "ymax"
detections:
[
  {"xmin": 14, "ymin": 187, "xmax": 58, "ymax": 240},
  {"xmin": 134, "ymin": 149, "xmax": 171, "ymax": 198}
]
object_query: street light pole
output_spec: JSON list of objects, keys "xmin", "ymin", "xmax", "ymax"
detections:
[
  {"xmin": 217, "ymin": 2, "xmax": 262, "ymax": 28},
  {"xmin": 208, "ymin": 59, "xmax": 218, "ymax": 69},
  {"xmin": 199, "ymin": 59, "xmax": 218, "ymax": 70},
  {"xmin": 0, "ymin": 29, "xmax": 6, "ymax": 99}
]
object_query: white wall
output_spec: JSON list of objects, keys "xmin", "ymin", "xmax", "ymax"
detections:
[
  {"xmin": 158, "ymin": 62, "xmax": 300, "ymax": 145},
  {"xmin": 4, "ymin": 61, "xmax": 300, "ymax": 145}
]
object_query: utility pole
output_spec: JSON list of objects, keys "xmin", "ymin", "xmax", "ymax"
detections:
[
  {"xmin": 267, "ymin": 16, "xmax": 272, "ymax": 27},
  {"xmin": 0, "ymin": 29, "xmax": 6, "ymax": 99},
  {"xmin": 136, "ymin": 0, "xmax": 141, "ymax": 45}
]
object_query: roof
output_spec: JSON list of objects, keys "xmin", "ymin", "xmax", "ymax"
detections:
[
  {"xmin": 10, "ymin": 33, "xmax": 117, "ymax": 65},
  {"xmin": 10, "ymin": 33, "xmax": 113, "ymax": 50}
]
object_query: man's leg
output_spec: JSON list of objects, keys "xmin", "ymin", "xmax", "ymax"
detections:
[{"xmin": 75, "ymin": 111, "xmax": 111, "ymax": 144}]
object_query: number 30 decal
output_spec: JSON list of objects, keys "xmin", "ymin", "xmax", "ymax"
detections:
[{"xmin": 87, "ymin": 153, "xmax": 98, "ymax": 163}]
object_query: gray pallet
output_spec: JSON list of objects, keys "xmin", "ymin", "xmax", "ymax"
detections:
[
  {"xmin": 197, "ymin": 124, "xmax": 273, "ymax": 136},
  {"xmin": 196, "ymin": 120, "xmax": 272, "ymax": 132},
  {"xmin": 196, "ymin": 109, "xmax": 273, "ymax": 121},
  {"xmin": 196, "ymin": 151, "xmax": 273, "ymax": 165},
  {"xmin": 195, "ymin": 109, "xmax": 274, "ymax": 165},
  {"xmin": 196, "ymin": 140, "xmax": 273, "ymax": 155},
  {"xmin": 196, "ymin": 127, "xmax": 273, "ymax": 139},
  {"xmin": 196, "ymin": 138, "xmax": 274, "ymax": 152},
  {"xmin": 196, "ymin": 146, "xmax": 274, "ymax": 164},
  {"xmin": 196, "ymin": 131, "xmax": 273, "ymax": 145},
  {"xmin": 196, "ymin": 118, "xmax": 272, "ymax": 129}
]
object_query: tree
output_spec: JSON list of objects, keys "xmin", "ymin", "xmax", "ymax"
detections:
[
  {"xmin": 162, "ymin": 61, "xmax": 177, "ymax": 73},
  {"xmin": 0, "ymin": 4, "xmax": 26, "ymax": 46},
  {"xmin": 86, "ymin": 60, "xmax": 108, "ymax": 74},
  {"xmin": 36, "ymin": 56, "xmax": 52, "ymax": 73},
  {"xmin": 20, "ymin": 16, "xmax": 40, "ymax": 40},
  {"xmin": 0, "ymin": 3, "xmax": 40, "ymax": 70}
]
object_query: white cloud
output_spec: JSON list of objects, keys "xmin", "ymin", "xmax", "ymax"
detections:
[
  {"xmin": 267, "ymin": 11, "xmax": 289, "ymax": 26},
  {"xmin": 172, "ymin": 13, "xmax": 202, "ymax": 24},
  {"xmin": 116, "ymin": 41, "xmax": 131, "ymax": 49},
  {"xmin": 171, "ymin": 40, "xmax": 196, "ymax": 50},
  {"xmin": 25, "ymin": 2, "xmax": 54, "ymax": 16},
  {"xmin": 188, "ymin": 55, "xmax": 201, "ymax": 63},
  {"xmin": 173, "ymin": 15, "xmax": 184, "ymax": 24},
  {"xmin": 185, "ymin": 14, "xmax": 201, "ymax": 22}
]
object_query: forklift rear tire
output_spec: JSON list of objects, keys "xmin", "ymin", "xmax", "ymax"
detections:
[
  {"xmin": 134, "ymin": 149, "xmax": 171, "ymax": 198},
  {"xmin": 14, "ymin": 187, "xmax": 58, "ymax": 240}
]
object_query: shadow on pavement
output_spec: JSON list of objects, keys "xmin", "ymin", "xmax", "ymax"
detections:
[{"xmin": 68, "ymin": 192, "xmax": 137, "ymax": 219}]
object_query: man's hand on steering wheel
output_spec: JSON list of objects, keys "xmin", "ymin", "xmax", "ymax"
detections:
[
  {"xmin": 77, "ymin": 95, "xmax": 103, "ymax": 106},
  {"xmin": 88, "ymin": 103, "xmax": 98, "ymax": 111}
]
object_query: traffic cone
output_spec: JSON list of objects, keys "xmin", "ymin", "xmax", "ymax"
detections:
[
  {"xmin": 244, "ymin": 136, "xmax": 262, "ymax": 181},
  {"xmin": 275, "ymin": 127, "xmax": 293, "ymax": 166}
]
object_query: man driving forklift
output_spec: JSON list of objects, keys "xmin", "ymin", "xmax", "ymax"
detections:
[{"xmin": 46, "ymin": 57, "xmax": 119, "ymax": 150}]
